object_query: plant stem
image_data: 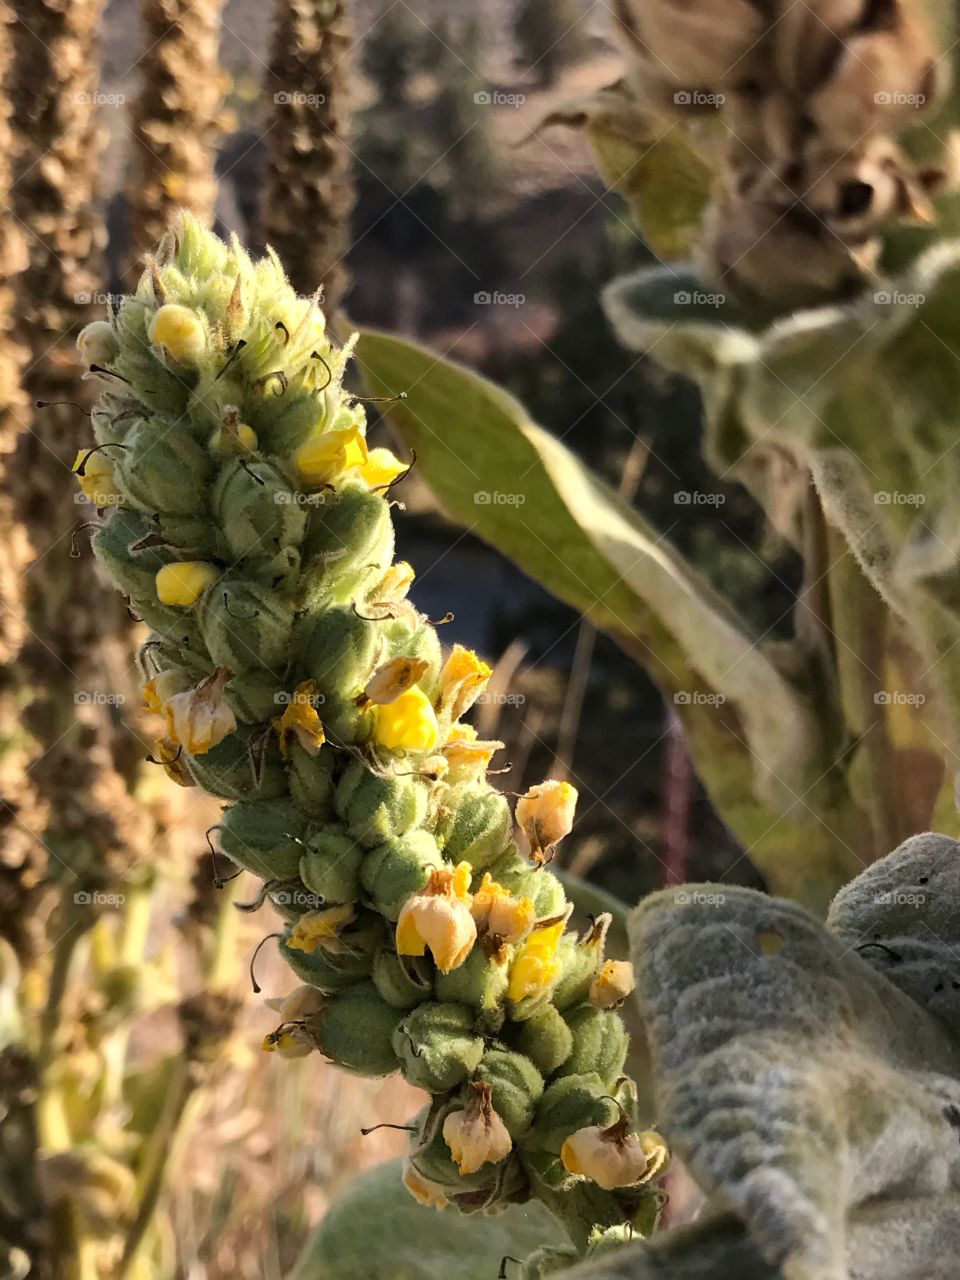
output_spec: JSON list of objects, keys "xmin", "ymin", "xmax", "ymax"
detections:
[{"xmin": 118, "ymin": 1056, "xmax": 197, "ymax": 1280}]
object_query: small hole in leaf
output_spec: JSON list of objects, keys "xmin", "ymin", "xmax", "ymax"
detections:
[{"xmin": 756, "ymin": 928, "xmax": 784, "ymax": 956}]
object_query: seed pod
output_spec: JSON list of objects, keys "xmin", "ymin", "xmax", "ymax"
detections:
[
  {"xmin": 473, "ymin": 1048, "xmax": 544, "ymax": 1138},
  {"xmin": 200, "ymin": 581, "xmax": 294, "ymax": 670},
  {"xmin": 157, "ymin": 514, "xmax": 222, "ymax": 559},
  {"xmin": 435, "ymin": 945, "xmax": 510, "ymax": 1013},
  {"xmin": 407, "ymin": 1108, "xmax": 502, "ymax": 1198},
  {"xmin": 359, "ymin": 830, "xmax": 440, "ymax": 920},
  {"xmin": 372, "ymin": 948, "xmax": 434, "ymax": 1009},
  {"xmin": 211, "ymin": 457, "xmax": 307, "ymax": 561},
  {"xmin": 182, "ymin": 728, "xmax": 288, "ymax": 800},
  {"xmin": 280, "ymin": 917, "xmax": 381, "ymax": 992},
  {"xmin": 299, "ymin": 604, "xmax": 378, "ymax": 700},
  {"xmin": 224, "ymin": 669, "xmax": 287, "ymax": 723},
  {"xmin": 118, "ymin": 420, "xmax": 213, "ymax": 516},
  {"xmin": 435, "ymin": 785, "xmax": 512, "ymax": 871},
  {"xmin": 218, "ymin": 796, "xmax": 310, "ymax": 879},
  {"xmin": 392, "ymin": 1001, "xmax": 484, "ymax": 1092},
  {"xmin": 93, "ymin": 509, "xmax": 174, "ymax": 600},
  {"xmin": 552, "ymin": 919, "xmax": 611, "ymax": 1013},
  {"xmin": 507, "ymin": 1005, "xmax": 574, "ymax": 1077},
  {"xmin": 486, "ymin": 849, "xmax": 569, "ymax": 919},
  {"xmin": 334, "ymin": 759, "xmax": 429, "ymax": 849},
  {"xmin": 300, "ymin": 826, "xmax": 364, "ymax": 904},
  {"xmin": 303, "ymin": 979, "xmax": 400, "ymax": 1075},
  {"xmin": 301, "ymin": 484, "xmax": 395, "ymax": 599},
  {"xmin": 287, "ymin": 742, "xmax": 337, "ymax": 817},
  {"xmin": 555, "ymin": 1005, "xmax": 629, "ymax": 1087},
  {"xmin": 522, "ymin": 1072, "xmax": 617, "ymax": 1172}
]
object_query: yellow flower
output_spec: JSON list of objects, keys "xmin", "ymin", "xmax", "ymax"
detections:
[
  {"xmin": 471, "ymin": 873, "xmax": 536, "ymax": 951},
  {"xmin": 73, "ymin": 449, "xmax": 118, "ymax": 508},
  {"xmin": 442, "ymin": 1082, "xmax": 513, "ymax": 1174},
  {"xmin": 209, "ymin": 410, "xmax": 257, "ymax": 456},
  {"xmin": 396, "ymin": 863, "xmax": 476, "ymax": 973},
  {"xmin": 272, "ymin": 681, "xmax": 325, "ymax": 758},
  {"xmin": 371, "ymin": 687, "xmax": 439, "ymax": 752},
  {"xmin": 164, "ymin": 666, "xmax": 237, "ymax": 756},
  {"xmin": 293, "ymin": 426, "xmax": 368, "ymax": 486},
  {"xmin": 590, "ymin": 960, "xmax": 636, "ymax": 1010},
  {"xmin": 442, "ymin": 724, "xmax": 504, "ymax": 781},
  {"xmin": 358, "ymin": 447, "xmax": 408, "ymax": 489},
  {"xmin": 438, "ymin": 644, "xmax": 492, "ymax": 721},
  {"xmin": 261, "ymin": 1028, "xmax": 312, "ymax": 1059},
  {"xmin": 151, "ymin": 736, "xmax": 194, "ymax": 788},
  {"xmin": 262, "ymin": 985, "xmax": 325, "ymax": 1058},
  {"xmin": 507, "ymin": 919, "xmax": 566, "ymax": 1003},
  {"xmin": 287, "ymin": 904, "xmax": 357, "ymax": 954},
  {"xmin": 561, "ymin": 1123, "xmax": 668, "ymax": 1190},
  {"xmin": 516, "ymin": 779, "xmax": 578, "ymax": 864},
  {"xmin": 376, "ymin": 561, "xmax": 415, "ymax": 603},
  {"xmin": 142, "ymin": 669, "xmax": 186, "ymax": 715},
  {"xmin": 402, "ymin": 1160, "xmax": 448, "ymax": 1211},
  {"xmin": 265, "ymin": 984, "xmax": 327, "ymax": 1022},
  {"xmin": 148, "ymin": 303, "xmax": 207, "ymax": 364},
  {"xmin": 155, "ymin": 561, "xmax": 219, "ymax": 607},
  {"xmin": 76, "ymin": 320, "xmax": 118, "ymax": 367},
  {"xmin": 362, "ymin": 656, "xmax": 429, "ymax": 706}
]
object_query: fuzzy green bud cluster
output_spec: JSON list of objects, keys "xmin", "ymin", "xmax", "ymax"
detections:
[{"xmin": 76, "ymin": 215, "xmax": 663, "ymax": 1239}]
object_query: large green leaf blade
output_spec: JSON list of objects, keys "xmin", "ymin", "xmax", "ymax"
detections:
[
  {"xmin": 288, "ymin": 1159, "xmax": 562, "ymax": 1280},
  {"xmin": 354, "ymin": 327, "xmax": 819, "ymax": 810}
]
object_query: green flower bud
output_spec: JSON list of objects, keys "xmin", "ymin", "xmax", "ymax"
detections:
[
  {"xmin": 301, "ymin": 485, "xmax": 395, "ymax": 604},
  {"xmin": 218, "ymin": 796, "xmax": 309, "ymax": 879},
  {"xmin": 486, "ymin": 848, "xmax": 567, "ymax": 918},
  {"xmin": 182, "ymin": 729, "xmax": 287, "ymax": 800},
  {"xmin": 306, "ymin": 980, "xmax": 399, "ymax": 1076},
  {"xmin": 392, "ymin": 1001, "xmax": 484, "ymax": 1092},
  {"xmin": 200, "ymin": 580, "xmax": 294, "ymax": 671},
  {"xmin": 359, "ymin": 830, "xmax": 440, "ymax": 920},
  {"xmin": 299, "ymin": 604, "xmax": 378, "ymax": 701},
  {"xmin": 211, "ymin": 458, "xmax": 306, "ymax": 562},
  {"xmin": 435, "ymin": 785, "xmax": 512, "ymax": 871},
  {"xmin": 300, "ymin": 826, "xmax": 363, "ymax": 903},
  {"xmin": 555, "ymin": 1005, "xmax": 628, "ymax": 1087},
  {"xmin": 371, "ymin": 948, "xmax": 433, "ymax": 1009},
  {"xmin": 507, "ymin": 1005, "xmax": 574, "ymax": 1077},
  {"xmin": 244, "ymin": 373, "xmax": 329, "ymax": 452},
  {"xmin": 473, "ymin": 1049, "xmax": 544, "ymax": 1138},
  {"xmin": 334, "ymin": 759, "xmax": 429, "ymax": 849},
  {"xmin": 118, "ymin": 420, "xmax": 213, "ymax": 516},
  {"xmin": 523, "ymin": 1073, "xmax": 616, "ymax": 1158},
  {"xmin": 287, "ymin": 742, "xmax": 336, "ymax": 818},
  {"xmin": 435, "ymin": 945, "xmax": 509, "ymax": 1014},
  {"xmin": 78, "ymin": 319, "xmax": 120, "ymax": 367}
]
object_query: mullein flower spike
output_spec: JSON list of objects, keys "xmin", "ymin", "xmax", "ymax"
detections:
[
  {"xmin": 76, "ymin": 215, "xmax": 663, "ymax": 1237},
  {"xmin": 615, "ymin": 0, "xmax": 954, "ymax": 303}
]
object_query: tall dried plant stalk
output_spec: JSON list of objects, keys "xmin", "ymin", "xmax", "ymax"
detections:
[
  {"xmin": 126, "ymin": 0, "xmax": 227, "ymax": 279},
  {"xmin": 262, "ymin": 0, "xmax": 354, "ymax": 309},
  {"xmin": 8, "ymin": 0, "xmax": 151, "ymax": 991}
]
